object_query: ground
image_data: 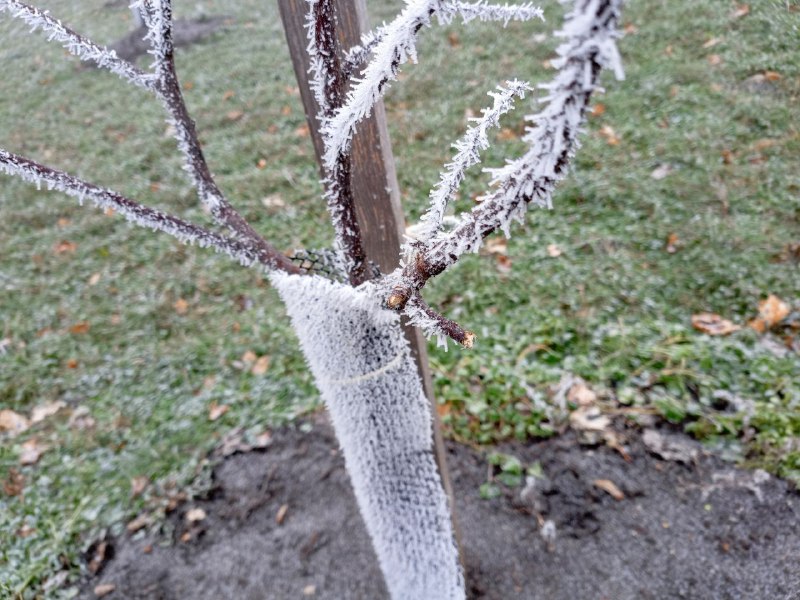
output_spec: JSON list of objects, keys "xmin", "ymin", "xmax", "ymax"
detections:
[
  {"xmin": 80, "ymin": 414, "xmax": 800, "ymax": 600},
  {"xmin": 0, "ymin": 0, "xmax": 798, "ymax": 596}
]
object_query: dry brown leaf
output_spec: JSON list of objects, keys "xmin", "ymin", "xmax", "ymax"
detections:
[
  {"xmin": 68, "ymin": 406, "xmax": 96, "ymax": 430},
  {"xmin": 546, "ymin": 244, "xmax": 562, "ymax": 258},
  {"xmin": 569, "ymin": 406, "xmax": 610, "ymax": 432},
  {"xmin": 593, "ymin": 478, "xmax": 625, "ymax": 500},
  {"xmin": 30, "ymin": 401, "xmax": 66, "ymax": 424},
  {"xmin": 485, "ymin": 237, "xmax": 508, "ymax": 255},
  {"xmin": 208, "ymin": 402, "xmax": 229, "ymax": 422},
  {"xmin": 295, "ymin": 123, "xmax": 310, "ymax": 138},
  {"xmin": 69, "ymin": 321, "xmax": 90, "ymax": 335},
  {"xmin": 57, "ymin": 217, "xmax": 71, "ymax": 228},
  {"xmin": 88, "ymin": 272, "xmax": 101, "ymax": 286},
  {"xmin": 650, "ymin": 164, "xmax": 672, "ymax": 180},
  {"xmin": 567, "ymin": 383, "xmax": 597, "ymax": 406},
  {"xmin": 599, "ymin": 125, "xmax": 620, "ymax": 145},
  {"xmin": 256, "ymin": 158, "xmax": 267, "ymax": 169},
  {"xmin": 732, "ymin": 3, "xmax": 750, "ymax": 18},
  {"xmin": 223, "ymin": 90, "xmax": 235, "ymax": 100},
  {"xmin": 763, "ymin": 70, "xmax": 782, "ymax": 81},
  {"xmin": 691, "ymin": 313, "xmax": 741, "ymax": 336},
  {"xmin": 226, "ymin": 110, "xmax": 244, "ymax": 122},
  {"xmin": 186, "ymin": 507, "xmax": 207, "ymax": 523},
  {"xmin": 241, "ymin": 350, "xmax": 257, "ymax": 364},
  {"xmin": 130, "ymin": 476, "xmax": 149, "ymax": 498},
  {"xmin": 276, "ymin": 503, "xmax": 289, "ymax": 525},
  {"xmin": 748, "ymin": 294, "xmax": 791, "ymax": 333},
  {"xmin": 251, "ymin": 355, "xmax": 271, "ymax": 376},
  {"xmin": 702, "ymin": 37, "xmax": 723, "ymax": 48},
  {"xmin": 495, "ymin": 254, "xmax": 513, "ymax": 275},
  {"xmin": 88, "ymin": 541, "xmax": 109, "ymax": 574},
  {"xmin": 665, "ymin": 233, "xmax": 680, "ymax": 254},
  {"xmin": 66, "ymin": 358, "xmax": 79, "ymax": 369},
  {"xmin": 3, "ymin": 468, "xmax": 25, "ymax": 496},
  {"xmin": 94, "ymin": 583, "xmax": 116, "ymax": 597},
  {"xmin": 126, "ymin": 514, "xmax": 149, "ymax": 533},
  {"xmin": 589, "ymin": 103, "xmax": 606, "ymax": 117},
  {"xmin": 0, "ymin": 409, "xmax": 30, "ymax": 436},
  {"xmin": 447, "ymin": 31, "xmax": 460, "ymax": 47},
  {"xmin": 54, "ymin": 240, "xmax": 77, "ymax": 254},
  {"xmin": 497, "ymin": 127, "xmax": 516, "ymax": 141},
  {"xmin": 19, "ymin": 438, "xmax": 46, "ymax": 465},
  {"xmin": 173, "ymin": 298, "xmax": 189, "ymax": 315},
  {"xmin": 707, "ymin": 54, "xmax": 723, "ymax": 66}
]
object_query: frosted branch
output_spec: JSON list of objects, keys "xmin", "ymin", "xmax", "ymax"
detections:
[
  {"xmin": 0, "ymin": 149, "xmax": 299, "ymax": 274},
  {"xmin": 135, "ymin": 0, "xmax": 275, "ymax": 252},
  {"xmin": 404, "ymin": 293, "xmax": 475, "ymax": 349},
  {"xmin": 390, "ymin": 0, "xmax": 624, "ymax": 302},
  {"xmin": 0, "ymin": 0, "xmax": 156, "ymax": 90},
  {"xmin": 413, "ymin": 79, "xmax": 530, "ymax": 243},
  {"xmin": 342, "ymin": 0, "xmax": 543, "ymax": 79},
  {"xmin": 307, "ymin": 0, "xmax": 368, "ymax": 285}
]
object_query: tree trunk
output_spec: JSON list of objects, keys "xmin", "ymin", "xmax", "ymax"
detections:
[{"xmin": 271, "ymin": 272, "xmax": 464, "ymax": 599}]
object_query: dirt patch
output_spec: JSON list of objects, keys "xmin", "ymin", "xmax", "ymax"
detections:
[{"xmin": 81, "ymin": 415, "xmax": 800, "ymax": 599}]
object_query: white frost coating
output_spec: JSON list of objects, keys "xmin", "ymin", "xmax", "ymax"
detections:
[
  {"xmin": 0, "ymin": 149, "xmax": 268, "ymax": 269},
  {"xmin": 412, "ymin": 80, "xmax": 530, "ymax": 244},
  {"xmin": 271, "ymin": 272, "xmax": 465, "ymax": 600},
  {"xmin": 419, "ymin": 0, "xmax": 624, "ymax": 269},
  {"xmin": 0, "ymin": 0, "xmax": 156, "ymax": 90}
]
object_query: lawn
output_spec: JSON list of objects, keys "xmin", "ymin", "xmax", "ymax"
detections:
[{"xmin": 1, "ymin": 0, "xmax": 798, "ymax": 596}]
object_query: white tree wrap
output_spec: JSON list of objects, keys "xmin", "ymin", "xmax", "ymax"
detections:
[{"xmin": 270, "ymin": 272, "xmax": 465, "ymax": 600}]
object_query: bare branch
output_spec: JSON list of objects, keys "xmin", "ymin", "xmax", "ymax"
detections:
[
  {"xmin": 386, "ymin": 0, "xmax": 624, "ymax": 302},
  {"xmin": 0, "ymin": 148, "xmax": 299, "ymax": 274},
  {"xmin": 307, "ymin": 0, "xmax": 368, "ymax": 285},
  {"xmin": 412, "ymin": 79, "xmax": 531, "ymax": 244},
  {"xmin": 0, "ymin": 0, "xmax": 156, "ymax": 90}
]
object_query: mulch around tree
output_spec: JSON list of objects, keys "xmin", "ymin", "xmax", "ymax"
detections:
[{"xmin": 80, "ymin": 414, "xmax": 800, "ymax": 600}]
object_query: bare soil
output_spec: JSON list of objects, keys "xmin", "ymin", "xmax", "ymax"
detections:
[{"xmin": 81, "ymin": 414, "xmax": 800, "ymax": 600}]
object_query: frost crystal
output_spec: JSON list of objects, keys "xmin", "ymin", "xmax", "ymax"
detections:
[
  {"xmin": 0, "ymin": 0, "xmax": 156, "ymax": 90},
  {"xmin": 271, "ymin": 273, "xmax": 464, "ymax": 600}
]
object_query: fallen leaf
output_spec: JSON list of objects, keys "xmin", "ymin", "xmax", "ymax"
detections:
[
  {"xmin": 104, "ymin": 207, "xmax": 115, "ymax": 217},
  {"xmin": 251, "ymin": 355, "xmax": 271, "ymax": 376},
  {"xmin": 126, "ymin": 514, "xmax": 150, "ymax": 533},
  {"xmin": 226, "ymin": 110, "xmax": 244, "ymax": 122},
  {"xmin": 702, "ymin": 37, "xmax": 723, "ymax": 48},
  {"xmin": 252, "ymin": 431, "xmax": 272, "ymax": 449},
  {"xmin": 180, "ymin": 531, "xmax": 192, "ymax": 543},
  {"xmin": 642, "ymin": 429, "xmax": 699, "ymax": 464},
  {"xmin": 69, "ymin": 321, "xmax": 91, "ymax": 335},
  {"xmin": 261, "ymin": 194, "xmax": 286, "ymax": 210},
  {"xmin": 276, "ymin": 503, "xmax": 289, "ymax": 525},
  {"xmin": 707, "ymin": 54, "xmax": 723, "ymax": 66},
  {"xmin": 497, "ymin": 127, "xmax": 516, "ymax": 141},
  {"xmin": 183, "ymin": 81, "xmax": 194, "ymax": 90},
  {"xmin": 54, "ymin": 240, "xmax": 77, "ymax": 254},
  {"xmin": 88, "ymin": 272, "xmax": 101, "ymax": 286},
  {"xmin": 19, "ymin": 438, "xmax": 46, "ymax": 465},
  {"xmin": 130, "ymin": 476, "xmax": 149, "ymax": 498},
  {"xmin": 485, "ymin": 237, "xmax": 508, "ymax": 255},
  {"xmin": 0, "ymin": 410, "xmax": 30, "ymax": 436},
  {"xmin": 223, "ymin": 90, "xmax": 235, "ymax": 100},
  {"xmin": 3, "ymin": 468, "xmax": 25, "ymax": 496},
  {"xmin": 569, "ymin": 406, "xmax": 610, "ymax": 432},
  {"xmin": 763, "ymin": 70, "xmax": 781, "ymax": 81},
  {"xmin": 748, "ymin": 294, "xmax": 791, "ymax": 333},
  {"xmin": 256, "ymin": 158, "xmax": 267, "ymax": 169},
  {"xmin": 186, "ymin": 507, "xmax": 206, "ymax": 523},
  {"xmin": 57, "ymin": 217, "xmax": 71, "ymax": 228},
  {"xmin": 30, "ymin": 401, "xmax": 66, "ymax": 423},
  {"xmin": 567, "ymin": 382, "xmax": 597, "ymax": 406},
  {"xmin": 87, "ymin": 541, "xmax": 109, "ymax": 574},
  {"xmin": 599, "ymin": 124, "xmax": 620, "ymax": 145},
  {"xmin": 593, "ymin": 479, "xmax": 625, "ymax": 500},
  {"xmin": 495, "ymin": 254, "xmax": 512, "ymax": 275},
  {"xmin": 94, "ymin": 583, "xmax": 116, "ymax": 597},
  {"xmin": 665, "ymin": 232, "xmax": 680, "ymax": 254},
  {"xmin": 208, "ymin": 402, "xmax": 229, "ymax": 421},
  {"xmin": 68, "ymin": 406, "xmax": 96, "ymax": 430},
  {"xmin": 173, "ymin": 298, "xmax": 189, "ymax": 315},
  {"xmin": 447, "ymin": 31, "xmax": 460, "ymax": 47},
  {"xmin": 623, "ymin": 23, "xmax": 637, "ymax": 34},
  {"xmin": 241, "ymin": 350, "xmax": 257, "ymax": 364},
  {"xmin": 732, "ymin": 3, "xmax": 749, "ymax": 18},
  {"xmin": 650, "ymin": 163, "xmax": 672, "ymax": 180},
  {"xmin": 691, "ymin": 313, "xmax": 741, "ymax": 336},
  {"xmin": 295, "ymin": 123, "xmax": 310, "ymax": 138},
  {"xmin": 546, "ymin": 244, "xmax": 562, "ymax": 258},
  {"xmin": 16, "ymin": 523, "xmax": 36, "ymax": 538},
  {"xmin": 589, "ymin": 103, "xmax": 606, "ymax": 117},
  {"xmin": 66, "ymin": 358, "xmax": 79, "ymax": 369}
]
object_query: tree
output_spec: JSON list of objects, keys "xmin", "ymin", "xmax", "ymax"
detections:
[{"xmin": 0, "ymin": 0, "xmax": 623, "ymax": 597}]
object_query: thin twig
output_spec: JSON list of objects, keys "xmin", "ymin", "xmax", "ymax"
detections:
[{"xmin": 404, "ymin": 293, "xmax": 475, "ymax": 348}]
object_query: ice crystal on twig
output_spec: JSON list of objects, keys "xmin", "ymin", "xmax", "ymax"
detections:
[
  {"xmin": 413, "ymin": 80, "xmax": 530, "ymax": 243},
  {"xmin": 0, "ymin": 0, "xmax": 155, "ymax": 89}
]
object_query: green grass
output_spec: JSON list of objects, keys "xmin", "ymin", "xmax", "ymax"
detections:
[{"xmin": 1, "ymin": 0, "xmax": 798, "ymax": 596}]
